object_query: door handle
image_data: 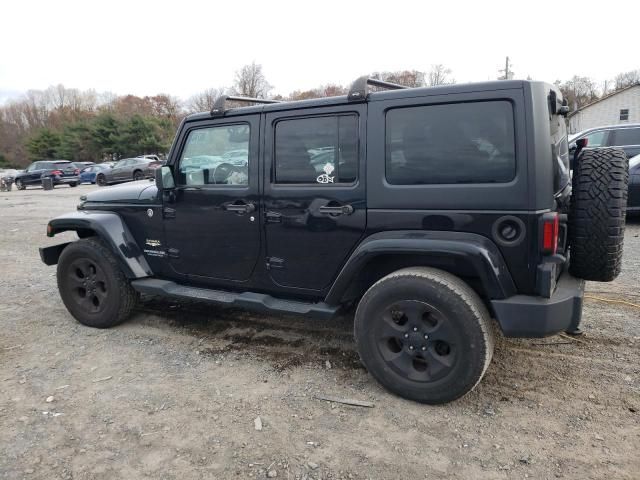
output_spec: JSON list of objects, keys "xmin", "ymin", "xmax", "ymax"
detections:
[
  {"xmin": 319, "ymin": 204, "xmax": 354, "ymax": 216},
  {"xmin": 225, "ymin": 202, "xmax": 256, "ymax": 213}
]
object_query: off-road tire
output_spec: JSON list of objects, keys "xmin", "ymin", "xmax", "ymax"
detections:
[
  {"xmin": 96, "ymin": 174, "xmax": 107, "ymax": 186},
  {"xmin": 15, "ymin": 179, "xmax": 26, "ymax": 190},
  {"xmin": 57, "ymin": 238, "xmax": 138, "ymax": 328},
  {"xmin": 354, "ymin": 267, "xmax": 494, "ymax": 404},
  {"xmin": 569, "ymin": 148, "xmax": 628, "ymax": 282}
]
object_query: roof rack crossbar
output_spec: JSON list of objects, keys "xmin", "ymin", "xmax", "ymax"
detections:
[
  {"xmin": 211, "ymin": 95, "xmax": 281, "ymax": 117},
  {"xmin": 348, "ymin": 76, "xmax": 409, "ymax": 102}
]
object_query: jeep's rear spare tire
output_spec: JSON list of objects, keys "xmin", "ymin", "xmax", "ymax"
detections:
[
  {"xmin": 569, "ymin": 148, "xmax": 628, "ymax": 282},
  {"xmin": 354, "ymin": 267, "xmax": 495, "ymax": 404}
]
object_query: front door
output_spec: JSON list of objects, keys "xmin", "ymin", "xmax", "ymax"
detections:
[
  {"xmin": 163, "ymin": 115, "xmax": 261, "ymax": 282},
  {"xmin": 263, "ymin": 105, "xmax": 367, "ymax": 291}
]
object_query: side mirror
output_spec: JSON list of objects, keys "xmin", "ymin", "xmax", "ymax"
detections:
[
  {"xmin": 576, "ymin": 138, "xmax": 588, "ymax": 149},
  {"xmin": 156, "ymin": 166, "xmax": 175, "ymax": 190}
]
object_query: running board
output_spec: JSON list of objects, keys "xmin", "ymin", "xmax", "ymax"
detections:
[{"xmin": 130, "ymin": 278, "xmax": 340, "ymax": 319}]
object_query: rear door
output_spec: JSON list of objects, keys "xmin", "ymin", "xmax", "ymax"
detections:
[{"xmin": 263, "ymin": 105, "xmax": 367, "ymax": 291}]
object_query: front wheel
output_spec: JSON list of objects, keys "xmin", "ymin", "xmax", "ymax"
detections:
[
  {"xmin": 133, "ymin": 170, "xmax": 144, "ymax": 181},
  {"xmin": 96, "ymin": 174, "xmax": 107, "ymax": 186},
  {"xmin": 57, "ymin": 238, "xmax": 138, "ymax": 328},
  {"xmin": 354, "ymin": 267, "xmax": 495, "ymax": 404},
  {"xmin": 15, "ymin": 179, "xmax": 26, "ymax": 190}
]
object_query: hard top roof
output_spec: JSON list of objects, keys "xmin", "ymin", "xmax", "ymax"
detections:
[{"xmin": 185, "ymin": 79, "xmax": 537, "ymax": 122}]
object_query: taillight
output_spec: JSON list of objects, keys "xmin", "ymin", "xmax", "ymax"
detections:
[
  {"xmin": 74, "ymin": 169, "xmax": 80, "ymax": 174},
  {"xmin": 542, "ymin": 213, "xmax": 559, "ymax": 254},
  {"xmin": 51, "ymin": 170, "xmax": 63, "ymax": 176}
]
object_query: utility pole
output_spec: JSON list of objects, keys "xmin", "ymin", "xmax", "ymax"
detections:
[{"xmin": 499, "ymin": 56, "xmax": 513, "ymax": 80}]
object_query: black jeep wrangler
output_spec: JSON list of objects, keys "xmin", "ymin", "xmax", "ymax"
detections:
[{"xmin": 40, "ymin": 77, "xmax": 629, "ymax": 404}]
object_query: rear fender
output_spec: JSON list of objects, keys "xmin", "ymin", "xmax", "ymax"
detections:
[
  {"xmin": 42, "ymin": 210, "xmax": 152, "ymax": 278},
  {"xmin": 325, "ymin": 230, "xmax": 517, "ymax": 304}
]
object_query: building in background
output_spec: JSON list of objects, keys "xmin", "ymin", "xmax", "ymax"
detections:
[{"xmin": 569, "ymin": 84, "xmax": 640, "ymax": 134}]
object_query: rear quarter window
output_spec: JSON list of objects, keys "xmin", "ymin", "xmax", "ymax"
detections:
[{"xmin": 385, "ymin": 101, "xmax": 516, "ymax": 185}]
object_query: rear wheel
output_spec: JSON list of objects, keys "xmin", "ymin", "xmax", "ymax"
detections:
[
  {"xmin": 15, "ymin": 179, "xmax": 26, "ymax": 190},
  {"xmin": 69, "ymin": 182, "xmax": 78, "ymax": 187},
  {"xmin": 569, "ymin": 148, "xmax": 628, "ymax": 281},
  {"xmin": 96, "ymin": 174, "xmax": 107, "ymax": 186},
  {"xmin": 57, "ymin": 238, "xmax": 138, "ymax": 328},
  {"xmin": 354, "ymin": 267, "xmax": 494, "ymax": 404}
]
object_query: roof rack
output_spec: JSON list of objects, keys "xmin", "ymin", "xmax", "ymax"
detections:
[
  {"xmin": 211, "ymin": 95, "xmax": 281, "ymax": 117},
  {"xmin": 348, "ymin": 76, "xmax": 409, "ymax": 102}
]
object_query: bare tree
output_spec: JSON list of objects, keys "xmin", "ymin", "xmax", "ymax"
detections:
[
  {"xmin": 186, "ymin": 88, "xmax": 226, "ymax": 113},
  {"xmin": 614, "ymin": 70, "xmax": 640, "ymax": 90},
  {"xmin": 232, "ymin": 62, "xmax": 272, "ymax": 98},
  {"xmin": 556, "ymin": 76, "xmax": 600, "ymax": 110},
  {"xmin": 427, "ymin": 64, "xmax": 455, "ymax": 86}
]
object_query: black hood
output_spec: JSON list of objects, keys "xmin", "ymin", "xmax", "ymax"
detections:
[{"xmin": 83, "ymin": 180, "xmax": 158, "ymax": 204}]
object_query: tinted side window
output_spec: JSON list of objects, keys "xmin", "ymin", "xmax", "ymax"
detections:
[
  {"xmin": 274, "ymin": 115, "xmax": 358, "ymax": 184},
  {"xmin": 178, "ymin": 124, "xmax": 249, "ymax": 186},
  {"xmin": 386, "ymin": 101, "xmax": 516, "ymax": 184},
  {"xmin": 612, "ymin": 128, "xmax": 640, "ymax": 146}
]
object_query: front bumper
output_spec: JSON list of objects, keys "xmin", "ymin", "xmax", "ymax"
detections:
[{"xmin": 491, "ymin": 271, "xmax": 584, "ymax": 337}]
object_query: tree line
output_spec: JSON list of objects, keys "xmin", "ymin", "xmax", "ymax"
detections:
[{"xmin": 1, "ymin": 62, "xmax": 638, "ymax": 168}]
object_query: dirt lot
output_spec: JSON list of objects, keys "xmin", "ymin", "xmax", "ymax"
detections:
[{"xmin": 1, "ymin": 184, "xmax": 639, "ymax": 480}]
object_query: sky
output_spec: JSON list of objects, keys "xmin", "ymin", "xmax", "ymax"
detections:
[{"xmin": 1, "ymin": 0, "xmax": 638, "ymax": 104}]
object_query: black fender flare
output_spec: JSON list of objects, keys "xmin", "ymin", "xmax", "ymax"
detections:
[
  {"xmin": 41, "ymin": 210, "xmax": 152, "ymax": 278},
  {"xmin": 324, "ymin": 230, "xmax": 516, "ymax": 304}
]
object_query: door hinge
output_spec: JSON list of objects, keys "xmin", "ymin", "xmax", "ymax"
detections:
[
  {"xmin": 167, "ymin": 248, "xmax": 180, "ymax": 259},
  {"xmin": 266, "ymin": 256, "xmax": 284, "ymax": 270},
  {"xmin": 163, "ymin": 207, "xmax": 176, "ymax": 219}
]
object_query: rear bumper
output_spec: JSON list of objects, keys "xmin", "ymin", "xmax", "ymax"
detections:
[
  {"xmin": 51, "ymin": 176, "xmax": 79, "ymax": 185},
  {"xmin": 491, "ymin": 271, "xmax": 585, "ymax": 338}
]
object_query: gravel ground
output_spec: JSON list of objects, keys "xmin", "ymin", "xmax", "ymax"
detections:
[{"xmin": 1, "ymin": 184, "xmax": 639, "ymax": 480}]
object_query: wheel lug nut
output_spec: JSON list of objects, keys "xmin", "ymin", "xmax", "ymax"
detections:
[
  {"xmin": 421, "ymin": 346, "xmax": 427, "ymax": 351},
  {"xmin": 404, "ymin": 333, "xmax": 409, "ymax": 338},
  {"xmin": 413, "ymin": 327, "xmax": 418, "ymax": 332},
  {"xmin": 424, "ymin": 334, "xmax": 429, "ymax": 339},
  {"xmin": 409, "ymin": 345, "xmax": 414, "ymax": 350}
]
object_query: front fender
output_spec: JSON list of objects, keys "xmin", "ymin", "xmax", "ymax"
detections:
[
  {"xmin": 325, "ymin": 230, "xmax": 516, "ymax": 304},
  {"xmin": 43, "ymin": 210, "xmax": 152, "ymax": 278}
]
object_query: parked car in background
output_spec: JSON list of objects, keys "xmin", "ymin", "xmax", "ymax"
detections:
[
  {"xmin": 569, "ymin": 123, "xmax": 640, "ymax": 161},
  {"xmin": 95, "ymin": 157, "xmax": 157, "ymax": 186},
  {"xmin": 79, "ymin": 163, "xmax": 114, "ymax": 184},
  {"xmin": 136, "ymin": 155, "xmax": 161, "ymax": 162},
  {"xmin": 14, "ymin": 160, "xmax": 79, "ymax": 189},
  {"xmin": 73, "ymin": 161, "xmax": 95, "ymax": 168},
  {"xmin": 628, "ymin": 154, "xmax": 640, "ymax": 213}
]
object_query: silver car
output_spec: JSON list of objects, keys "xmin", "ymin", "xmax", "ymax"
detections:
[{"xmin": 95, "ymin": 158, "xmax": 158, "ymax": 186}]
